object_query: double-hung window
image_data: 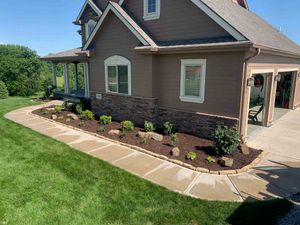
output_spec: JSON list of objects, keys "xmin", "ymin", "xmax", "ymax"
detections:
[
  {"xmin": 143, "ymin": 0, "xmax": 160, "ymax": 21},
  {"xmin": 85, "ymin": 19, "xmax": 97, "ymax": 40},
  {"xmin": 105, "ymin": 55, "xmax": 131, "ymax": 95},
  {"xmin": 180, "ymin": 59, "xmax": 206, "ymax": 103}
]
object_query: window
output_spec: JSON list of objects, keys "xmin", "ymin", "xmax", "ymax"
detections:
[
  {"xmin": 105, "ymin": 55, "xmax": 131, "ymax": 95},
  {"xmin": 85, "ymin": 19, "xmax": 97, "ymax": 40},
  {"xmin": 180, "ymin": 59, "xmax": 206, "ymax": 103},
  {"xmin": 143, "ymin": 0, "xmax": 160, "ymax": 21}
]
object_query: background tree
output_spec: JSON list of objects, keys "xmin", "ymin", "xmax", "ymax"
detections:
[{"xmin": 0, "ymin": 44, "xmax": 51, "ymax": 96}]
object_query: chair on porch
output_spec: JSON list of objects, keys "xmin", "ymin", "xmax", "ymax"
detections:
[{"xmin": 248, "ymin": 104, "xmax": 264, "ymax": 124}]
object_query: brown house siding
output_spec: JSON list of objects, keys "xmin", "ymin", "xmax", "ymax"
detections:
[
  {"xmin": 123, "ymin": 0, "xmax": 231, "ymax": 42},
  {"xmin": 156, "ymin": 52, "xmax": 245, "ymax": 118},
  {"xmin": 89, "ymin": 12, "xmax": 155, "ymax": 98}
]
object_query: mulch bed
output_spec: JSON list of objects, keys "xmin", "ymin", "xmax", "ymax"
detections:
[{"xmin": 33, "ymin": 106, "xmax": 262, "ymax": 171}]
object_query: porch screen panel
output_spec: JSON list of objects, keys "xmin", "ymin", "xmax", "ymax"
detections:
[
  {"xmin": 108, "ymin": 66, "xmax": 118, "ymax": 92},
  {"xmin": 118, "ymin": 66, "xmax": 128, "ymax": 94},
  {"xmin": 184, "ymin": 66, "xmax": 201, "ymax": 97}
]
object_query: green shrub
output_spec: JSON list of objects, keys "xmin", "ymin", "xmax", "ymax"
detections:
[
  {"xmin": 43, "ymin": 85, "xmax": 56, "ymax": 99},
  {"xmin": 186, "ymin": 152, "xmax": 197, "ymax": 161},
  {"xmin": 163, "ymin": 121, "xmax": 174, "ymax": 135},
  {"xmin": 212, "ymin": 125, "xmax": 239, "ymax": 156},
  {"xmin": 171, "ymin": 133, "xmax": 178, "ymax": 147},
  {"xmin": 63, "ymin": 100, "xmax": 73, "ymax": 111},
  {"xmin": 54, "ymin": 105, "xmax": 63, "ymax": 113},
  {"xmin": 75, "ymin": 103, "xmax": 83, "ymax": 114},
  {"xmin": 120, "ymin": 120, "xmax": 134, "ymax": 131},
  {"xmin": 99, "ymin": 115, "xmax": 112, "ymax": 125},
  {"xmin": 97, "ymin": 126, "xmax": 106, "ymax": 133},
  {"xmin": 0, "ymin": 81, "xmax": 9, "ymax": 99},
  {"xmin": 79, "ymin": 121, "xmax": 85, "ymax": 127},
  {"xmin": 206, "ymin": 156, "xmax": 216, "ymax": 163},
  {"xmin": 80, "ymin": 110, "xmax": 94, "ymax": 120},
  {"xmin": 144, "ymin": 121, "xmax": 155, "ymax": 132}
]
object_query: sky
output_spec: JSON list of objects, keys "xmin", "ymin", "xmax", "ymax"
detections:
[{"xmin": 0, "ymin": 0, "xmax": 300, "ymax": 56}]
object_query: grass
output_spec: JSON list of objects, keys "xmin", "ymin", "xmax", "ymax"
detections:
[{"xmin": 0, "ymin": 97, "xmax": 293, "ymax": 225}]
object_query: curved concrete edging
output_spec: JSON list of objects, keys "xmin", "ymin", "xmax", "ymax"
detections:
[{"xmin": 5, "ymin": 101, "xmax": 300, "ymax": 202}]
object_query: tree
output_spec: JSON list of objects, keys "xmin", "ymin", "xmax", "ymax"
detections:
[{"xmin": 0, "ymin": 44, "xmax": 50, "ymax": 96}]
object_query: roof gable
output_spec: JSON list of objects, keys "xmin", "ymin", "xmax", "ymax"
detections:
[
  {"xmin": 76, "ymin": 0, "xmax": 102, "ymax": 22},
  {"xmin": 83, "ymin": 2, "xmax": 157, "ymax": 50}
]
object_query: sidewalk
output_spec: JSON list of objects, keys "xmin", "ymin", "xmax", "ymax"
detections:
[{"xmin": 5, "ymin": 102, "xmax": 300, "ymax": 202}]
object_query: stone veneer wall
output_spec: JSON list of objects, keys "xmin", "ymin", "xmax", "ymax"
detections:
[
  {"xmin": 91, "ymin": 93, "xmax": 239, "ymax": 139},
  {"xmin": 91, "ymin": 93, "xmax": 158, "ymax": 127}
]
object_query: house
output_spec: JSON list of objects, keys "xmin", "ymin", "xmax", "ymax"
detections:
[{"xmin": 42, "ymin": 0, "xmax": 300, "ymax": 139}]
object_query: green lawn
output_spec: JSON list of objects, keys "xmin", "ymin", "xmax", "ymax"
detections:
[{"xmin": 0, "ymin": 97, "xmax": 292, "ymax": 225}]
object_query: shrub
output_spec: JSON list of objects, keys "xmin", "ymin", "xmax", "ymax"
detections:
[
  {"xmin": 79, "ymin": 121, "xmax": 85, "ymax": 127},
  {"xmin": 119, "ymin": 130, "xmax": 126, "ymax": 139},
  {"xmin": 206, "ymin": 156, "xmax": 216, "ymax": 163},
  {"xmin": 163, "ymin": 121, "xmax": 174, "ymax": 135},
  {"xmin": 120, "ymin": 120, "xmax": 134, "ymax": 131},
  {"xmin": 54, "ymin": 105, "xmax": 63, "ymax": 113},
  {"xmin": 0, "ymin": 81, "xmax": 9, "ymax": 99},
  {"xmin": 99, "ymin": 115, "xmax": 112, "ymax": 125},
  {"xmin": 171, "ymin": 133, "xmax": 178, "ymax": 147},
  {"xmin": 144, "ymin": 121, "xmax": 155, "ymax": 132},
  {"xmin": 186, "ymin": 152, "xmax": 197, "ymax": 161},
  {"xmin": 75, "ymin": 103, "xmax": 83, "ymax": 114},
  {"xmin": 43, "ymin": 85, "xmax": 56, "ymax": 99},
  {"xmin": 80, "ymin": 110, "xmax": 94, "ymax": 120},
  {"xmin": 97, "ymin": 126, "xmax": 106, "ymax": 133},
  {"xmin": 63, "ymin": 100, "xmax": 73, "ymax": 111},
  {"xmin": 212, "ymin": 125, "xmax": 239, "ymax": 156}
]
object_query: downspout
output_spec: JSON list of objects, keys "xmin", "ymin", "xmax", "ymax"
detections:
[{"xmin": 239, "ymin": 47, "xmax": 261, "ymax": 139}]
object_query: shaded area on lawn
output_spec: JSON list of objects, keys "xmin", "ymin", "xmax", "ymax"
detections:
[{"xmin": 0, "ymin": 97, "xmax": 293, "ymax": 225}]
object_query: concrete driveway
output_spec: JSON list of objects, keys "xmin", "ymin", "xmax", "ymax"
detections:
[{"xmin": 248, "ymin": 108, "xmax": 300, "ymax": 160}]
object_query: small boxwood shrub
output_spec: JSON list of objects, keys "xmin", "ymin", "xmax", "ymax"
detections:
[
  {"xmin": 120, "ymin": 120, "xmax": 134, "ymax": 131},
  {"xmin": 75, "ymin": 103, "xmax": 83, "ymax": 114},
  {"xmin": 144, "ymin": 121, "xmax": 155, "ymax": 132},
  {"xmin": 186, "ymin": 152, "xmax": 197, "ymax": 161},
  {"xmin": 54, "ymin": 105, "xmax": 63, "ymax": 113},
  {"xmin": 63, "ymin": 100, "xmax": 74, "ymax": 111},
  {"xmin": 97, "ymin": 126, "xmax": 106, "ymax": 132},
  {"xmin": 212, "ymin": 125, "xmax": 239, "ymax": 156},
  {"xmin": 0, "ymin": 81, "xmax": 9, "ymax": 99},
  {"xmin": 163, "ymin": 121, "xmax": 174, "ymax": 135},
  {"xmin": 99, "ymin": 115, "xmax": 112, "ymax": 125},
  {"xmin": 206, "ymin": 156, "xmax": 216, "ymax": 163},
  {"xmin": 80, "ymin": 110, "xmax": 94, "ymax": 120},
  {"xmin": 171, "ymin": 133, "xmax": 178, "ymax": 147}
]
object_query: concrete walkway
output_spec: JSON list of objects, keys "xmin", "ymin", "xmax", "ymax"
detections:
[{"xmin": 4, "ymin": 102, "xmax": 300, "ymax": 202}]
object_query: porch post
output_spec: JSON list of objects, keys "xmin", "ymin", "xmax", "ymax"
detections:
[
  {"xmin": 63, "ymin": 63, "xmax": 70, "ymax": 94},
  {"xmin": 51, "ymin": 63, "xmax": 57, "ymax": 88},
  {"xmin": 84, "ymin": 62, "xmax": 90, "ymax": 98},
  {"xmin": 74, "ymin": 62, "xmax": 79, "ymax": 91}
]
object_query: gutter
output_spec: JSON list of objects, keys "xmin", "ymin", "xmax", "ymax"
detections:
[
  {"xmin": 135, "ymin": 41, "xmax": 253, "ymax": 54},
  {"xmin": 238, "ymin": 47, "xmax": 261, "ymax": 138}
]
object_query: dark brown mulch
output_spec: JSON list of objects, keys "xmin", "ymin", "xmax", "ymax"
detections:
[{"xmin": 33, "ymin": 107, "xmax": 262, "ymax": 171}]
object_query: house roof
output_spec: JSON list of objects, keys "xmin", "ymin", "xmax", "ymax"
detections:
[
  {"xmin": 199, "ymin": 0, "xmax": 300, "ymax": 56},
  {"xmin": 83, "ymin": 1, "xmax": 157, "ymax": 50},
  {"xmin": 76, "ymin": 0, "xmax": 102, "ymax": 23},
  {"xmin": 117, "ymin": 0, "xmax": 300, "ymax": 57},
  {"xmin": 40, "ymin": 48, "xmax": 89, "ymax": 62}
]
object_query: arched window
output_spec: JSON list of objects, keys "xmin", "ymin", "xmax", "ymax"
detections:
[
  {"xmin": 104, "ymin": 55, "xmax": 131, "ymax": 95},
  {"xmin": 85, "ymin": 19, "xmax": 97, "ymax": 40}
]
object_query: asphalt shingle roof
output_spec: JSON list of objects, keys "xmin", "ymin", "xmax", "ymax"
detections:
[{"xmin": 201, "ymin": 0, "xmax": 300, "ymax": 55}]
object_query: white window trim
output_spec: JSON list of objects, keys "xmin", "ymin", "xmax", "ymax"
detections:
[
  {"xmin": 180, "ymin": 59, "xmax": 206, "ymax": 103},
  {"xmin": 85, "ymin": 19, "xmax": 97, "ymax": 40},
  {"xmin": 104, "ymin": 55, "xmax": 132, "ymax": 96},
  {"xmin": 143, "ymin": 0, "xmax": 160, "ymax": 21}
]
